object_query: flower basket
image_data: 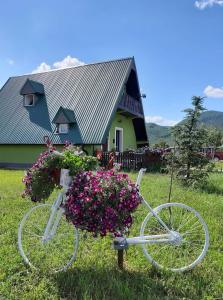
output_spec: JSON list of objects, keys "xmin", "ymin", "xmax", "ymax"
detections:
[
  {"xmin": 22, "ymin": 144, "xmax": 98, "ymax": 202},
  {"xmin": 63, "ymin": 170, "xmax": 142, "ymax": 237}
]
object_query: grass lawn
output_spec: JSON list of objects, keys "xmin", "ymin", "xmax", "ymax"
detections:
[{"xmin": 0, "ymin": 170, "xmax": 223, "ymax": 300}]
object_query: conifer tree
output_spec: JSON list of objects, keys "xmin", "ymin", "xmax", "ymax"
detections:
[{"xmin": 172, "ymin": 96, "xmax": 210, "ymax": 187}]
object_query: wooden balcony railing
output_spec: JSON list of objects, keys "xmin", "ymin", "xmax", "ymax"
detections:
[{"xmin": 118, "ymin": 94, "xmax": 143, "ymax": 117}]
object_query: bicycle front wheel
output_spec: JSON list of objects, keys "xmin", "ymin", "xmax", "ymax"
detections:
[
  {"xmin": 18, "ymin": 204, "xmax": 79, "ymax": 272},
  {"xmin": 140, "ymin": 202, "xmax": 209, "ymax": 272}
]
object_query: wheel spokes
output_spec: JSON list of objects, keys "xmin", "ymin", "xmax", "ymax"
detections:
[{"xmin": 141, "ymin": 204, "xmax": 208, "ymax": 271}]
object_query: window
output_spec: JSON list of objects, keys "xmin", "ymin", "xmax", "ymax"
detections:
[
  {"xmin": 24, "ymin": 94, "xmax": 35, "ymax": 106},
  {"xmin": 57, "ymin": 123, "xmax": 69, "ymax": 134}
]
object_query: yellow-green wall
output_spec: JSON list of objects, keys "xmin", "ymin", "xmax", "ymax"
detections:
[
  {"xmin": 0, "ymin": 145, "xmax": 63, "ymax": 164},
  {"xmin": 0, "ymin": 145, "xmax": 45, "ymax": 163},
  {"xmin": 108, "ymin": 113, "xmax": 137, "ymax": 151}
]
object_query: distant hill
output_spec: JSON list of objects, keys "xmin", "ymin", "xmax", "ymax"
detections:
[
  {"xmin": 146, "ymin": 123, "xmax": 173, "ymax": 146},
  {"xmin": 147, "ymin": 110, "xmax": 223, "ymax": 146},
  {"xmin": 198, "ymin": 110, "xmax": 223, "ymax": 130}
]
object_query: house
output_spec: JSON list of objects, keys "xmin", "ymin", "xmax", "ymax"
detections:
[{"xmin": 0, "ymin": 57, "xmax": 148, "ymax": 168}]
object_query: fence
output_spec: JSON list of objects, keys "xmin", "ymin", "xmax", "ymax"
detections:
[{"xmin": 99, "ymin": 151, "xmax": 162, "ymax": 171}]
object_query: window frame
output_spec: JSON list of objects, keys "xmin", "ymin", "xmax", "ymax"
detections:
[
  {"xmin": 58, "ymin": 123, "xmax": 69, "ymax": 134},
  {"xmin": 24, "ymin": 94, "xmax": 35, "ymax": 107}
]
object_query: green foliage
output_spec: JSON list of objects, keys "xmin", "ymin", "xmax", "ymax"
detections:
[
  {"xmin": 154, "ymin": 140, "xmax": 169, "ymax": 149},
  {"xmin": 204, "ymin": 127, "xmax": 223, "ymax": 149},
  {"xmin": 61, "ymin": 145, "xmax": 98, "ymax": 176},
  {"xmin": 1, "ymin": 170, "xmax": 223, "ymax": 299},
  {"xmin": 171, "ymin": 96, "xmax": 210, "ymax": 188}
]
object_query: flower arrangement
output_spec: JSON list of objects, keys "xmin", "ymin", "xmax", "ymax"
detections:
[
  {"xmin": 22, "ymin": 142, "xmax": 141, "ymax": 237},
  {"xmin": 22, "ymin": 143, "xmax": 98, "ymax": 202},
  {"xmin": 64, "ymin": 170, "xmax": 142, "ymax": 237}
]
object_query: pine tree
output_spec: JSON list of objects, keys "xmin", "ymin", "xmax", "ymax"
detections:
[{"xmin": 172, "ymin": 96, "xmax": 210, "ymax": 187}]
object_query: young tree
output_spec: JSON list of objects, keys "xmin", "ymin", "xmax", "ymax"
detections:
[{"xmin": 171, "ymin": 96, "xmax": 210, "ymax": 187}]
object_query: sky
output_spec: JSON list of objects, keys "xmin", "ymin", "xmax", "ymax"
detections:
[{"xmin": 0, "ymin": 0, "xmax": 223, "ymax": 126}]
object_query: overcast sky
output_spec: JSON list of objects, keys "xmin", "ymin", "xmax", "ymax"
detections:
[{"xmin": 1, "ymin": 0, "xmax": 223, "ymax": 125}]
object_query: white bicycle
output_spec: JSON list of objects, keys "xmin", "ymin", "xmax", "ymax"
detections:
[{"xmin": 18, "ymin": 168, "xmax": 209, "ymax": 273}]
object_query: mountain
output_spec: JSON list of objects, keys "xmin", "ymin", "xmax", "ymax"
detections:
[
  {"xmin": 198, "ymin": 110, "xmax": 223, "ymax": 130},
  {"xmin": 146, "ymin": 123, "xmax": 173, "ymax": 146},
  {"xmin": 147, "ymin": 110, "xmax": 223, "ymax": 146}
]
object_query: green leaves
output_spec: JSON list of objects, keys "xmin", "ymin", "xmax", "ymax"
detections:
[{"xmin": 62, "ymin": 149, "xmax": 98, "ymax": 176}]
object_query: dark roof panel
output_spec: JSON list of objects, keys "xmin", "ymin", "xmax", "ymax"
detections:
[
  {"xmin": 52, "ymin": 107, "xmax": 76, "ymax": 124},
  {"xmin": 20, "ymin": 79, "xmax": 44, "ymax": 95}
]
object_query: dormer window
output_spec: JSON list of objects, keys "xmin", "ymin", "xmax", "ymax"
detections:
[
  {"xmin": 53, "ymin": 107, "xmax": 76, "ymax": 135},
  {"xmin": 20, "ymin": 79, "xmax": 44, "ymax": 107},
  {"xmin": 24, "ymin": 94, "xmax": 35, "ymax": 106},
  {"xmin": 56, "ymin": 123, "xmax": 69, "ymax": 134}
]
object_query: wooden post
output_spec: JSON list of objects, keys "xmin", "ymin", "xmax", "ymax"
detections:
[{"xmin": 118, "ymin": 249, "xmax": 124, "ymax": 269}]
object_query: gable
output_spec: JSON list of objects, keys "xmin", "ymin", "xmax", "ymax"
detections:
[
  {"xmin": 52, "ymin": 107, "xmax": 76, "ymax": 124},
  {"xmin": 20, "ymin": 79, "xmax": 44, "ymax": 95}
]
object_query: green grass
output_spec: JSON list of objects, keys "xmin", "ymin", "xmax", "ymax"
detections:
[
  {"xmin": 213, "ymin": 160, "xmax": 223, "ymax": 172},
  {"xmin": 0, "ymin": 170, "xmax": 223, "ymax": 300}
]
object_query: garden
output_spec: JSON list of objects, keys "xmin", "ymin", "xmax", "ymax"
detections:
[
  {"xmin": 0, "ymin": 97, "xmax": 223, "ymax": 299},
  {"xmin": 0, "ymin": 168, "xmax": 223, "ymax": 300}
]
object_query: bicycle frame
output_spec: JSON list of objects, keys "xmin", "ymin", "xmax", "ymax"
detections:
[
  {"xmin": 42, "ymin": 168, "xmax": 177, "ymax": 246},
  {"xmin": 42, "ymin": 168, "xmax": 70, "ymax": 243},
  {"xmin": 126, "ymin": 168, "xmax": 177, "ymax": 246},
  {"xmin": 42, "ymin": 192, "xmax": 65, "ymax": 243}
]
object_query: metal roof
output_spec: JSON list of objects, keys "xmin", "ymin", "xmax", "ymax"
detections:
[{"xmin": 0, "ymin": 57, "xmax": 140, "ymax": 145}]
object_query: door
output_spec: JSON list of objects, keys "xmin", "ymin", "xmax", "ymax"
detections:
[{"xmin": 115, "ymin": 127, "xmax": 123, "ymax": 152}]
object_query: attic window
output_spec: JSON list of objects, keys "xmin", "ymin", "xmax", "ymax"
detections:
[
  {"xmin": 24, "ymin": 94, "xmax": 35, "ymax": 106},
  {"xmin": 56, "ymin": 124, "xmax": 69, "ymax": 134}
]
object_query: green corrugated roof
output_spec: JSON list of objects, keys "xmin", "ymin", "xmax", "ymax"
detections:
[{"xmin": 0, "ymin": 57, "xmax": 139, "ymax": 145}]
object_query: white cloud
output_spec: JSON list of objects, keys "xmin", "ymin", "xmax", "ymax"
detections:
[
  {"xmin": 32, "ymin": 62, "xmax": 51, "ymax": 73},
  {"xmin": 7, "ymin": 59, "xmax": 14, "ymax": 65},
  {"xmin": 195, "ymin": 0, "xmax": 223, "ymax": 9},
  {"xmin": 53, "ymin": 55, "xmax": 84, "ymax": 69},
  {"xmin": 32, "ymin": 55, "xmax": 84, "ymax": 73},
  {"xmin": 145, "ymin": 115, "xmax": 178, "ymax": 126},
  {"xmin": 203, "ymin": 85, "xmax": 223, "ymax": 98}
]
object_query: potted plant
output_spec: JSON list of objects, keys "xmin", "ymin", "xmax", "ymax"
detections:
[{"xmin": 22, "ymin": 144, "xmax": 98, "ymax": 202}]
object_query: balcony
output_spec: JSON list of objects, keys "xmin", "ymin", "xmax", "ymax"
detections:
[{"xmin": 118, "ymin": 94, "xmax": 144, "ymax": 118}]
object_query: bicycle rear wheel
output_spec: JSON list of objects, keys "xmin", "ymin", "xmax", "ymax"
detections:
[
  {"xmin": 18, "ymin": 204, "xmax": 79, "ymax": 272},
  {"xmin": 140, "ymin": 202, "xmax": 209, "ymax": 272}
]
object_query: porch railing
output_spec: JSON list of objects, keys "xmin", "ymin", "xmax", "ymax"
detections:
[{"xmin": 118, "ymin": 94, "xmax": 143, "ymax": 117}]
